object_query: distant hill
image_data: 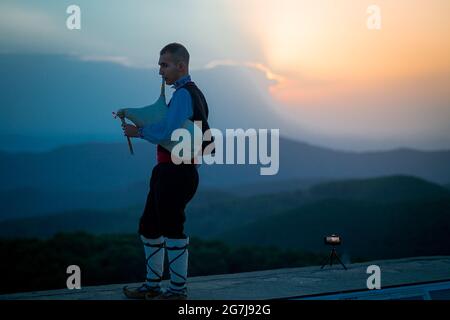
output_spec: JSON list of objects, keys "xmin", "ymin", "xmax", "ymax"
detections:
[
  {"xmin": 1, "ymin": 138, "xmax": 450, "ymax": 198},
  {"xmin": 216, "ymin": 192, "xmax": 450, "ymax": 261},
  {"xmin": 308, "ymin": 175, "xmax": 450, "ymax": 204},
  {"xmin": 187, "ymin": 189, "xmax": 312, "ymax": 237},
  {"xmin": 223, "ymin": 177, "xmax": 328, "ymax": 197},
  {"xmin": 1, "ymin": 175, "xmax": 449, "ymax": 246},
  {"xmin": 213, "ymin": 176, "xmax": 450, "ymax": 260},
  {"xmin": 0, "ymin": 188, "xmax": 308, "ymax": 238},
  {"xmin": 0, "ymin": 183, "xmax": 238, "ymax": 221},
  {"xmin": 0, "ymin": 208, "xmax": 140, "ymax": 238},
  {"xmin": 0, "ymin": 184, "xmax": 146, "ymax": 221}
]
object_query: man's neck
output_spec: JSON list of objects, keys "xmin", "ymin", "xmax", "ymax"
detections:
[{"xmin": 172, "ymin": 74, "xmax": 191, "ymax": 89}]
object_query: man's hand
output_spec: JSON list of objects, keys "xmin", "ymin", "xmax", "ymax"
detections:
[
  {"xmin": 122, "ymin": 123, "xmax": 141, "ymax": 138},
  {"xmin": 116, "ymin": 108, "xmax": 128, "ymax": 119}
]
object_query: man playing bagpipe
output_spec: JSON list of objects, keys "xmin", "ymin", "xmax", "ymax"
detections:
[{"xmin": 117, "ymin": 43, "xmax": 214, "ymax": 300}]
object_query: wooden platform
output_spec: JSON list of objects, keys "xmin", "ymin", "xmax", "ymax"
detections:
[{"xmin": 1, "ymin": 256, "xmax": 450, "ymax": 300}]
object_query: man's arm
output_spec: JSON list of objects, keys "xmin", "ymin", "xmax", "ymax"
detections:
[{"xmin": 138, "ymin": 88, "xmax": 193, "ymax": 144}]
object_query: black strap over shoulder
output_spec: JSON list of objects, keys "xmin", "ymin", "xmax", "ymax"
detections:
[
  {"xmin": 162, "ymin": 81, "xmax": 215, "ymax": 156},
  {"xmin": 180, "ymin": 82, "xmax": 215, "ymax": 155}
]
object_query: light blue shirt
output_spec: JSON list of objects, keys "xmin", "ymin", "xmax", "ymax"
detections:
[{"xmin": 138, "ymin": 75, "xmax": 193, "ymax": 144}]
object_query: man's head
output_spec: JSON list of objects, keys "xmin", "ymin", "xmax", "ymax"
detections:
[{"xmin": 159, "ymin": 43, "xmax": 190, "ymax": 85}]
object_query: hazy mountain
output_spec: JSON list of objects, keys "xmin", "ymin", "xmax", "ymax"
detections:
[
  {"xmin": 0, "ymin": 182, "xmax": 146, "ymax": 220},
  {"xmin": 308, "ymin": 175, "xmax": 450, "ymax": 204},
  {"xmin": 219, "ymin": 198, "xmax": 450, "ymax": 259},
  {"xmin": 218, "ymin": 177, "xmax": 329, "ymax": 197},
  {"xmin": 217, "ymin": 198, "xmax": 450, "ymax": 260},
  {"xmin": 1, "ymin": 138, "xmax": 449, "ymax": 196},
  {"xmin": 0, "ymin": 187, "xmax": 310, "ymax": 238},
  {"xmin": 0, "ymin": 183, "xmax": 238, "ymax": 221},
  {"xmin": 1, "ymin": 175, "xmax": 448, "ymax": 242},
  {"xmin": 0, "ymin": 208, "xmax": 140, "ymax": 238}
]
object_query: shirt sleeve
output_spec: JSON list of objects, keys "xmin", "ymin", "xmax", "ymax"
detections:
[{"xmin": 139, "ymin": 88, "xmax": 193, "ymax": 144}]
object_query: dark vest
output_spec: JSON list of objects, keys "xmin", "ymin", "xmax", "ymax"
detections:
[{"xmin": 157, "ymin": 81, "xmax": 215, "ymax": 157}]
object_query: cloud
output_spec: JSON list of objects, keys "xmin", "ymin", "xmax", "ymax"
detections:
[
  {"xmin": 77, "ymin": 55, "xmax": 151, "ymax": 69},
  {"xmin": 75, "ymin": 56, "xmax": 286, "ymax": 86},
  {"xmin": 204, "ymin": 59, "xmax": 285, "ymax": 84},
  {"xmin": 0, "ymin": 3, "xmax": 112, "ymax": 56},
  {"xmin": 0, "ymin": 4, "xmax": 61, "ymax": 52}
]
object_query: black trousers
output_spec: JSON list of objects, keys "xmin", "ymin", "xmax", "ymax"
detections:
[{"xmin": 139, "ymin": 162, "xmax": 199, "ymax": 239}]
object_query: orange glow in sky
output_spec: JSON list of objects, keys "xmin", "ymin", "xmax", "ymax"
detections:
[{"xmin": 233, "ymin": 0, "xmax": 450, "ymax": 106}]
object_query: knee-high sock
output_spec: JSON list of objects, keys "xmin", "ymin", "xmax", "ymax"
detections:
[
  {"xmin": 165, "ymin": 237, "xmax": 189, "ymax": 292},
  {"xmin": 141, "ymin": 235, "xmax": 165, "ymax": 288}
]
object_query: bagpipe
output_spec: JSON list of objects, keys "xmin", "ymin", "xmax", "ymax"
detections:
[{"xmin": 113, "ymin": 78, "xmax": 203, "ymax": 161}]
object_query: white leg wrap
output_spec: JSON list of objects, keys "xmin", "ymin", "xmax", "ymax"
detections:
[
  {"xmin": 141, "ymin": 235, "xmax": 165, "ymax": 288},
  {"xmin": 165, "ymin": 237, "xmax": 189, "ymax": 292}
]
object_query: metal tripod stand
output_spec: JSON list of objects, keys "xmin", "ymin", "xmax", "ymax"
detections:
[{"xmin": 321, "ymin": 246, "xmax": 347, "ymax": 270}]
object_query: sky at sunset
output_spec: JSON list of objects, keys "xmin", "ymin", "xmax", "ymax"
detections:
[{"xmin": 1, "ymin": 0, "xmax": 449, "ymax": 151}]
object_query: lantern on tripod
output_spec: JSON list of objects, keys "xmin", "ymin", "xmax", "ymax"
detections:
[{"xmin": 321, "ymin": 234, "xmax": 347, "ymax": 270}]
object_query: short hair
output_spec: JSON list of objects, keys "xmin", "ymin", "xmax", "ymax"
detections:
[{"xmin": 160, "ymin": 43, "xmax": 190, "ymax": 65}]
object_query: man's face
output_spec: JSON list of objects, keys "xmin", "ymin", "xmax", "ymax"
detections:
[{"xmin": 158, "ymin": 53, "xmax": 183, "ymax": 85}]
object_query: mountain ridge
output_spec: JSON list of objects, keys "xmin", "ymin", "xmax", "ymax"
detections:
[
  {"xmin": 1, "ymin": 175, "xmax": 448, "ymax": 242},
  {"xmin": 2, "ymin": 137, "xmax": 450, "ymax": 195}
]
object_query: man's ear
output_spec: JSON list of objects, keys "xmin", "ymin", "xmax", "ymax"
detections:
[{"xmin": 177, "ymin": 61, "xmax": 186, "ymax": 72}]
